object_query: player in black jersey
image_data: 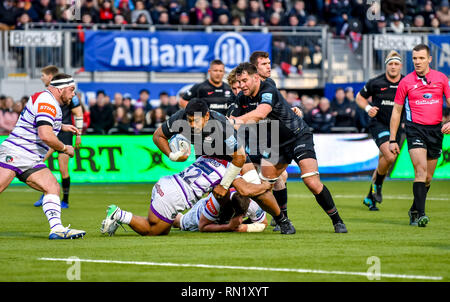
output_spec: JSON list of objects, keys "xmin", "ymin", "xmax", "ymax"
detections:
[
  {"xmin": 179, "ymin": 59, "xmax": 233, "ymax": 116},
  {"xmin": 231, "ymin": 63, "xmax": 347, "ymax": 233},
  {"xmin": 250, "ymin": 51, "xmax": 290, "ymax": 230},
  {"xmin": 356, "ymin": 51, "xmax": 404, "ymax": 211},
  {"xmin": 34, "ymin": 66, "xmax": 83, "ymax": 209},
  {"xmin": 155, "ymin": 99, "xmax": 296, "ymax": 234}
]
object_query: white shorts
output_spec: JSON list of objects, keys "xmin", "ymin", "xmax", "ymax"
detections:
[
  {"xmin": 150, "ymin": 176, "xmax": 192, "ymax": 224},
  {"xmin": 0, "ymin": 145, "xmax": 46, "ymax": 181}
]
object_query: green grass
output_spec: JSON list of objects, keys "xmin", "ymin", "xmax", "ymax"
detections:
[{"xmin": 0, "ymin": 180, "xmax": 449, "ymax": 282}]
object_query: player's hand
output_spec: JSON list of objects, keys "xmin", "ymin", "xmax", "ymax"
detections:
[
  {"xmin": 61, "ymin": 124, "xmax": 79, "ymax": 135},
  {"xmin": 169, "ymin": 150, "xmax": 189, "ymax": 162},
  {"xmin": 291, "ymin": 106, "xmax": 303, "ymax": 117},
  {"xmin": 75, "ymin": 135, "xmax": 81, "ymax": 149},
  {"xmin": 213, "ymin": 184, "xmax": 228, "ymax": 199},
  {"xmin": 441, "ymin": 122, "xmax": 450, "ymax": 134},
  {"xmin": 389, "ymin": 142, "xmax": 400, "ymax": 155},
  {"xmin": 261, "ymin": 180, "xmax": 274, "ymax": 191},
  {"xmin": 367, "ymin": 106, "xmax": 379, "ymax": 118},
  {"xmin": 228, "ymin": 215, "xmax": 243, "ymax": 230},
  {"xmin": 64, "ymin": 145, "xmax": 75, "ymax": 158}
]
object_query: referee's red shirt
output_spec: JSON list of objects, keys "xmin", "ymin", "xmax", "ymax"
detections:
[{"xmin": 394, "ymin": 69, "xmax": 450, "ymax": 125}]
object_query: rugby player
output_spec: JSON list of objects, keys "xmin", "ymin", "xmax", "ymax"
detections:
[
  {"xmin": 0, "ymin": 74, "xmax": 85, "ymax": 239},
  {"xmin": 356, "ymin": 51, "xmax": 404, "ymax": 211}
]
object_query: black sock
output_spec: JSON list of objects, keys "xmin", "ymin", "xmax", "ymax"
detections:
[
  {"xmin": 314, "ymin": 185, "xmax": 343, "ymax": 225},
  {"xmin": 413, "ymin": 182, "xmax": 427, "ymax": 216},
  {"xmin": 273, "ymin": 212, "xmax": 286, "ymax": 224},
  {"xmin": 273, "ymin": 187, "xmax": 288, "ymax": 218},
  {"xmin": 374, "ymin": 172, "xmax": 386, "ymax": 186},
  {"xmin": 62, "ymin": 177, "xmax": 70, "ymax": 203}
]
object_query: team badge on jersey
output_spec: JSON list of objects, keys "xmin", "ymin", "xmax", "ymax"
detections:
[{"xmin": 5, "ymin": 156, "xmax": 13, "ymax": 163}]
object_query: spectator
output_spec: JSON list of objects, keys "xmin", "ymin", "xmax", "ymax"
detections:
[
  {"xmin": 122, "ymin": 93, "xmax": 135, "ymax": 119},
  {"xmin": 436, "ymin": 0, "xmax": 450, "ymax": 27},
  {"xmin": 248, "ymin": 11, "xmax": 262, "ymax": 26},
  {"xmin": 246, "ymin": 0, "xmax": 265, "ymax": 25},
  {"xmin": 168, "ymin": 95, "xmax": 180, "ymax": 116},
  {"xmin": 90, "ymin": 90, "xmax": 115, "ymax": 134},
  {"xmin": 114, "ymin": 14, "xmax": 127, "ymax": 25},
  {"xmin": 210, "ymin": 0, "xmax": 230, "ymax": 23},
  {"xmin": 416, "ymin": 1, "xmax": 436, "ymax": 27},
  {"xmin": 286, "ymin": 91, "xmax": 301, "ymax": 107},
  {"xmin": 131, "ymin": 0, "xmax": 152, "ymax": 24},
  {"xmin": 413, "ymin": 14, "xmax": 426, "ymax": 28},
  {"xmin": 33, "ymin": 0, "xmax": 53, "ymax": 22},
  {"xmin": 376, "ymin": 14, "xmax": 387, "ymax": 33},
  {"xmin": 0, "ymin": 0, "xmax": 19, "ymax": 28},
  {"xmin": 288, "ymin": 0, "xmax": 307, "ymax": 25},
  {"xmin": 231, "ymin": 14, "xmax": 242, "ymax": 26},
  {"xmin": 113, "ymin": 92, "xmax": 124, "ymax": 110},
  {"xmin": 81, "ymin": 13, "xmax": 94, "ymax": 25},
  {"xmin": 79, "ymin": 102, "xmax": 91, "ymax": 134},
  {"xmin": 346, "ymin": 86, "xmax": 368, "ymax": 131},
  {"xmin": 131, "ymin": 107, "xmax": 148, "ymax": 134},
  {"xmin": 158, "ymin": 10, "xmax": 170, "ymax": 25},
  {"xmin": 16, "ymin": 12, "xmax": 31, "ymax": 29},
  {"xmin": 191, "ymin": 0, "xmax": 213, "ymax": 25},
  {"xmin": 201, "ymin": 13, "xmax": 213, "ymax": 26},
  {"xmin": 301, "ymin": 96, "xmax": 316, "ymax": 122},
  {"xmin": 99, "ymin": 0, "xmax": 115, "ymax": 24},
  {"xmin": 390, "ymin": 13, "xmax": 405, "ymax": 33},
  {"xmin": 266, "ymin": 0, "xmax": 285, "ymax": 23},
  {"xmin": 231, "ymin": 0, "xmax": 246, "ymax": 25},
  {"xmin": 330, "ymin": 87, "xmax": 356, "ymax": 128},
  {"xmin": 158, "ymin": 91, "xmax": 178, "ymax": 117},
  {"xmin": 136, "ymin": 89, "xmax": 152, "ymax": 112},
  {"xmin": 216, "ymin": 12, "xmax": 229, "ymax": 25},
  {"xmin": 431, "ymin": 16, "xmax": 441, "ymax": 30},
  {"xmin": 117, "ymin": 0, "xmax": 132, "ymax": 24},
  {"xmin": 268, "ymin": 12, "xmax": 283, "ymax": 26},
  {"xmin": 113, "ymin": 106, "xmax": 132, "ymax": 134},
  {"xmin": 53, "ymin": 0, "xmax": 67, "ymax": 22},
  {"xmin": 179, "ymin": 11, "xmax": 190, "ymax": 25},
  {"xmin": 309, "ymin": 97, "xmax": 335, "ymax": 133},
  {"xmin": 81, "ymin": 0, "xmax": 100, "ymax": 23},
  {"xmin": 168, "ymin": 0, "xmax": 183, "ymax": 24},
  {"xmin": 326, "ymin": 0, "xmax": 352, "ymax": 35},
  {"xmin": 146, "ymin": 107, "xmax": 167, "ymax": 129},
  {"xmin": 0, "ymin": 97, "xmax": 18, "ymax": 135},
  {"xmin": 134, "ymin": 12, "xmax": 151, "ymax": 27},
  {"xmin": 114, "ymin": 0, "xmax": 134, "ymax": 11},
  {"xmin": 15, "ymin": 0, "xmax": 39, "ymax": 22}
]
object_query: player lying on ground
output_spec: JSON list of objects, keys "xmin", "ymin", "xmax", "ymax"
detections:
[
  {"xmin": 155, "ymin": 99, "xmax": 295, "ymax": 234},
  {"xmin": 173, "ymin": 187, "xmax": 267, "ymax": 233},
  {"xmin": 100, "ymin": 157, "xmax": 272, "ymax": 236}
]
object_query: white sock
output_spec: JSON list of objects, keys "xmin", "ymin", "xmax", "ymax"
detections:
[
  {"xmin": 42, "ymin": 194, "xmax": 63, "ymax": 230},
  {"xmin": 115, "ymin": 208, "xmax": 133, "ymax": 225}
]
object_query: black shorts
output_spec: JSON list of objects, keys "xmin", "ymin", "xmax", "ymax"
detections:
[
  {"xmin": 368, "ymin": 120, "xmax": 402, "ymax": 148},
  {"xmin": 405, "ymin": 121, "xmax": 443, "ymax": 159},
  {"xmin": 57, "ymin": 131, "xmax": 73, "ymax": 152},
  {"xmin": 262, "ymin": 130, "xmax": 316, "ymax": 165}
]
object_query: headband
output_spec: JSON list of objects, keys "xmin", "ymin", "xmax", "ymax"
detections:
[
  {"xmin": 385, "ymin": 56, "xmax": 402, "ymax": 65},
  {"xmin": 50, "ymin": 77, "xmax": 75, "ymax": 89}
]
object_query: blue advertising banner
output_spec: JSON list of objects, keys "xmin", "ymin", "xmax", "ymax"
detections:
[
  {"xmin": 428, "ymin": 35, "xmax": 450, "ymax": 75},
  {"xmin": 84, "ymin": 31, "xmax": 272, "ymax": 72}
]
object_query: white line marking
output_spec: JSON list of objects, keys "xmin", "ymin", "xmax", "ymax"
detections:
[{"xmin": 38, "ymin": 257, "xmax": 443, "ymax": 281}]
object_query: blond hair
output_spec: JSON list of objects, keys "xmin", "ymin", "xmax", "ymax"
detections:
[
  {"xmin": 385, "ymin": 51, "xmax": 402, "ymax": 65},
  {"xmin": 227, "ymin": 67, "xmax": 237, "ymax": 86}
]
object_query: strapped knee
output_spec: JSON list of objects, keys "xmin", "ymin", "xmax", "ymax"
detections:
[
  {"xmin": 259, "ymin": 172, "xmax": 279, "ymax": 184},
  {"xmin": 301, "ymin": 171, "xmax": 320, "ymax": 179}
]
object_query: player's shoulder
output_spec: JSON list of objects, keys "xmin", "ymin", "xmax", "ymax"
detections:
[
  {"xmin": 32, "ymin": 90, "xmax": 56, "ymax": 104},
  {"xmin": 210, "ymin": 110, "xmax": 227, "ymax": 122},
  {"xmin": 265, "ymin": 77, "xmax": 277, "ymax": 87},
  {"xmin": 430, "ymin": 69, "xmax": 448, "ymax": 81}
]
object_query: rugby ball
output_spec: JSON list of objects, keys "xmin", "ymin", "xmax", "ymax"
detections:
[{"xmin": 169, "ymin": 134, "xmax": 191, "ymax": 156}]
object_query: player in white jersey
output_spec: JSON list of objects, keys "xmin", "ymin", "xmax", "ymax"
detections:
[
  {"xmin": 0, "ymin": 73, "xmax": 86, "ymax": 240},
  {"xmin": 173, "ymin": 188, "xmax": 267, "ymax": 233},
  {"xmin": 100, "ymin": 156, "xmax": 272, "ymax": 236}
]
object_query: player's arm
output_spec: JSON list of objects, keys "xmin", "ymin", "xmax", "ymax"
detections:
[
  {"xmin": 71, "ymin": 106, "xmax": 83, "ymax": 148},
  {"xmin": 232, "ymin": 177, "xmax": 272, "ymax": 197},
  {"xmin": 38, "ymin": 124, "xmax": 74, "ymax": 157},
  {"xmin": 389, "ymin": 103, "xmax": 403, "ymax": 155},
  {"xmin": 441, "ymin": 76, "xmax": 450, "ymax": 134},
  {"xmin": 235, "ymin": 219, "xmax": 267, "ymax": 233},
  {"xmin": 179, "ymin": 97, "xmax": 189, "ymax": 109},
  {"xmin": 213, "ymin": 145, "xmax": 246, "ymax": 198},
  {"xmin": 198, "ymin": 214, "xmax": 242, "ymax": 232},
  {"xmin": 153, "ymin": 126, "xmax": 189, "ymax": 162},
  {"xmin": 232, "ymin": 104, "xmax": 272, "ymax": 126},
  {"xmin": 356, "ymin": 92, "xmax": 378, "ymax": 118}
]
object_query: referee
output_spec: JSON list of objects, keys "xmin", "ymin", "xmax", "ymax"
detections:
[
  {"xmin": 356, "ymin": 50, "xmax": 404, "ymax": 211},
  {"xmin": 390, "ymin": 44, "xmax": 450, "ymax": 227},
  {"xmin": 179, "ymin": 59, "xmax": 233, "ymax": 116}
]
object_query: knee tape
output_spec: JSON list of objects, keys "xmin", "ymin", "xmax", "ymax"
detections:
[
  {"xmin": 301, "ymin": 171, "xmax": 319, "ymax": 179},
  {"xmin": 259, "ymin": 172, "xmax": 279, "ymax": 184},
  {"xmin": 242, "ymin": 169, "xmax": 261, "ymax": 185}
]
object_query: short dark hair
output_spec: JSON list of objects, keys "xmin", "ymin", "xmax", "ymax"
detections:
[
  {"xmin": 185, "ymin": 98, "xmax": 209, "ymax": 117},
  {"xmin": 210, "ymin": 59, "xmax": 224, "ymax": 67},
  {"xmin": 231, "ymin": 192, "xmax": 250, "ymax": 216},
  {"xmin": 51, "ymin": 73, "xmax": 72, "ymax": 82},
  {"xmin": 249, "ymin": 51, "xmax": 269, "ymax": 66},
  {"xmin": 139, "ymin": 89, "xmax": 150, "ymax": 95},
  {"xmin": 41, "ymin": 65, "xmax": 59, "ymax": 76},
  {"xmin": 235, "ymin": 62, "xmax": 258, "ymax": 76},
  {"xmin": 159, "ymin": 91, "xmax": 169, "ymax": 97},
  {"xmin": 413, "ymin": 44, "xmax": 430, "ymax": 56}
]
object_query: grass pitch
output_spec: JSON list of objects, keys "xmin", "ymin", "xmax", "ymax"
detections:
[{"xmin": 0, "ymin": 180, "xmax": 449, "ymax": 282}]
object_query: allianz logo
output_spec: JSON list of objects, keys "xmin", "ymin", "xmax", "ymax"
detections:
[{"xmin": 110, "ymin": 32, "xmax": 250, "ymax": 68}]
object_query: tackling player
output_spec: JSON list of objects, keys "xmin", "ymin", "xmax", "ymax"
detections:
[
  {"xmin": 230, "ymin": 63, "xmax": 348, "ymax": 233},
  {"xmin": 173, "ymin": 188, "xmax": 267, "ymax": 233},
  {"xmin": 356, "ymin": 51, "xmax": 404, "ymax": 211},
  {"xmin": 389, "ymin": 44, "xmax": 450, "ymax": 227},
  {"xmin": 34, "ymin": 65, "xmax": 83, "ymax": 208},
  {"xmin": 0, "ymin": 74, "xmax": 85, "ymax": 239}
]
